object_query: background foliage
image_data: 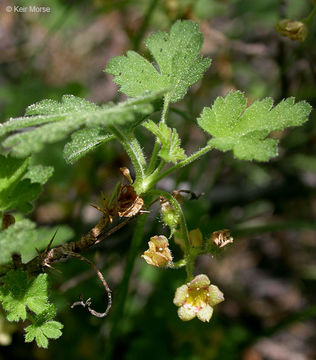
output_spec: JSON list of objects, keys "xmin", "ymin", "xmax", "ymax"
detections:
[{"xmin": 0, "ymin": 0, "xmax": 315, "ymax": 359}]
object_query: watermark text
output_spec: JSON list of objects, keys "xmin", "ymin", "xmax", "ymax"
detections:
[{"xmin": 6, "ymin": 5, "xmax": 51, "ymax": 13}]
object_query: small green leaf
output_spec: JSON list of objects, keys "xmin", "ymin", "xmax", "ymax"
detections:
[
  {"xmin": 106, "ymin": 20, "xmax": 210, "ymax": 103},
  {"xmin": 197, "ymin": 91, "xmax": 311, "ymax": 161},
  {"xmin": 23, "ymin": 165, "xmax": 54, "ymax": 184},
  {"xmin": 143, "ymin": 120, "xmax": 186, "ymax": 164},
  {"xmin": 25, "ymin": 305, "xmax": 63, "ymax": 348},
  {"xmin": 0, "ymin": 270, "xmax": 49, "ymax": 322},
  {"xmin": 63, "ymin": 127, "xmax": 114, "ymax": 164},
  {"xmin": 0, "ymin": 92, "xmax": 163, "ymax": 158}
]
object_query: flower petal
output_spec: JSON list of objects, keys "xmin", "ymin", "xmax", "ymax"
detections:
[
  {"xmin": 197, "ymin": 304, "xmax": 213, "ymax": 322},
  {"xmin": 150, "ymin": 235, "xmax": 169, "ymax": 248},
  {"xmin": 208, "ymin": 285, "xmax": 224, "ymax": 306},
  {"xmin": 141, "ymin": 254, "xmax": 155, "ymax": 266},
  {"xmin": 178, "ymin": 306, "xmax": 196, "ymax": 321},
  {"xmin": 173, "ymin": 285, "xmax": 188, "ymax": 306},
  {"xmin": 190, "ymin": 274, "xmax": 210, "ymax": 288}
]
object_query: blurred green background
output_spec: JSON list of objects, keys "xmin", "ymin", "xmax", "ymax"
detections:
[{"xmin": 0, "ymin": 0, "xmax": 316, "ymax": 359}]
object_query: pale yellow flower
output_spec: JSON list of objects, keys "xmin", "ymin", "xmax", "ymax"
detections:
[{"xmin": 173, "ymin": 274, "xmax": 224, "ymax": 322}]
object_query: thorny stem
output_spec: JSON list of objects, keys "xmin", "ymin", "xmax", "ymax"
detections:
[
  {"xmin": 148, "ymin": 189, "xmax": 193, "ymax": 281},
  {"xmin": 19, "ymin": 215, "xmax": 135, "ymax": 275},
  {"xmin": 104, "ymin": 214, "xmax": 148, "ymax": 360}
]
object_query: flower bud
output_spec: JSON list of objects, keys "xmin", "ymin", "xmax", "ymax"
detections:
[
  {"xmin": 276, "ymin": 19, "xmax": 307, "ymax": 42},
  {"xmin": 174, "ymin": 228, "xmax": 203, "ymax": 251},
  {"xmin": 189, "ymin": 228, "xmax": 202, "ymax": 249},
  {"xmin": 160, "ymin": 197, "xmax": 180, "ymax": 234},
  {"xmin": 141, "ymin": 235, "xmax": 173, "ymax": 267}
]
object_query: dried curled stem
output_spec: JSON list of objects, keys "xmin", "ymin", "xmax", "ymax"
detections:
[{"xmin": 67, "ymin": 251, "xmax": 112, "ymax": 318}]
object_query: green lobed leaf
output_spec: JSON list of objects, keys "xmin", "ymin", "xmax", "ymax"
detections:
[
  {"xmin": 63, "ymin": 127, "xmax": 115, "ymax": 164},
  {"xmin": 25, "ymin": 305, "xmax": 63, "ymax": 349},
  {"xmin": 106, "ymin": 20, "xmax": 210, "ymax": 103},
  {"xmin": 0, "ymin": 270, "xmax": 49, "ymax": 322},
  {"xmin": 0, "ymin": 91, "xmax": 164, "ymax": 158},
  {"xmin": 197, "ymin": 91, "xmax": 312, "ymax": 161},
  {"xmin": 0, "ymin": 219, "xmax": 74, "ymax": 264},
  {"xmin": 143, "ymin": 120, "xmax": 186, "ymax": 164}
]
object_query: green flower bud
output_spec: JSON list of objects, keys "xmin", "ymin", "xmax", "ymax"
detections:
[
  {"xmin": 276, "ymin": 19, "xmax": 307, "ymax": 42},
  {"xmin": 160, "ymin": 197, "xmax": 181, "ymax": 235}
]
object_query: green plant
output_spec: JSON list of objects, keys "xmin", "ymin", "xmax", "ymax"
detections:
[{"xmin": 0, "ymin": 20, "xmax": 311, "ymax": 349}]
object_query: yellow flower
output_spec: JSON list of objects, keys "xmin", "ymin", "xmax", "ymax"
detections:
[
  {"xmin": 173, "ymin": 274, "xmax": 224, "ymax": 322},
  {"xmin": 141, "ymin": 235, "xmax": 173, "ymax": 267}
]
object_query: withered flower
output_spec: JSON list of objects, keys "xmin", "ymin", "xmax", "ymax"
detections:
[
  {"xmin": 211, "ymin": 229, "xmax": 233, "ymax": 248},
  {"xmin": 142, "ymin": 235, "xmax": 173, "ymax": 267},
  {"xmin": 117, "ymin": 184, "xmax": 144, "ymax": 217},
  {"xmin": 173, "ymin": 274, "xmax": 224, "ymax": 322}
]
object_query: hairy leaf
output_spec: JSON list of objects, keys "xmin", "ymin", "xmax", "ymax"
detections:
[
  {"xmin": 0, "ymin": 270, "xmax": 49, "ymax": 322},
  {"xmin": 63, "ymin": 127, "xmax": 114, "ymax": 164},
  {"xmin": 0, "ymin": 92, "xmax": 163, "ymax": 158},
  {"xmin": 23, "ymin": 165, "xmax": 54, "ymax": 184},
  {"xmin": 25, "ymin": 305, "xmax": 63, "ymax": 348},
  {"xmin": 106, "ymin": 20, "xmax": 210, "ymax": 103},
  {"xmin": 143, "ymin": 120, "xmax": 186, "ymax": 163},
  {"xmin": 0, "ymin": 219, "xmax": 73, "ymax": 264},
  {"xmin": 198, "ymin": 91, "xmax": 311, "ymax": 161}
]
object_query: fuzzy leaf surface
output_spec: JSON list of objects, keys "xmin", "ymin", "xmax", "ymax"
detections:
[
  {"xmin": 0, "ymin": 270, "xmax": 49, "ymax": 322},
  {"xmin": 106, "ymin": 20, "xmax": 210, "ymax": 103},
  {"xmin": 197, "ymin": 91, "xmax": 311, "ymax": 161},
  {"xmin": 143, "ymin": 120, "xmax": 186, "ymax": 163},
  {"xmin": 25, "ymin": 305, "xmax": 63, "ymax": 348},
  {"xmin": 0, "ymin": 92, "xmax": 162, "ymax": 158},
  {"xmin": 23, "ymin": 165, "xmax": 54, "ymax": 184},
  {"xmin": 63, "ymin": 127, "xmax": 114, "ymax": 164}
]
